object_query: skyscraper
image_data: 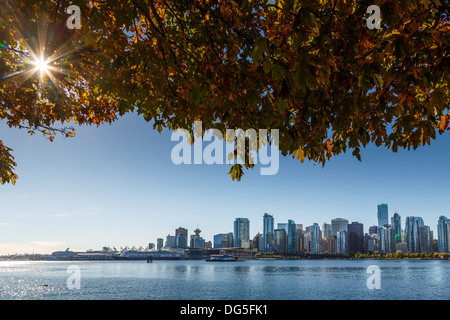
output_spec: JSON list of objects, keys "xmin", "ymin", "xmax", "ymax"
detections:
[
  {"xmin": 437, "ymin": 216, "xmax": 450, "ymax": 253},
  {"xmin": 322, "ymin": 223, "xmax": 332, "ymax": 238},
  {"xmin": 337, "ymin": 229, "xmax": 349, "ymax": 254},
  {"xmin": 176, "ymin": 233, "xmax": 187, "ymax": 247},
  {"xmin": 377, "ymin": 203, "xmax": 389, "ymax": 227},
  {"xmin": 274, "ymin": 228, "xmax": 287, "ymax": 253},
  {"xmin": 263, "ymin": 213, "xmax": 275, "ymax": 252},
  {"xmin": 331, "ymin": 218, "xmax": 348, "ymax": 236},
  {"xmin": 214, "ymin": 233, "xmax": 234, "ymax": 248},
  {"xmin": 234, "ymin": 218, "xmax": 250, "ymax": 248},
  {"xmin": 391, "ymin": 212, "xmax": 402, "ymax": 244},
  {"xmin": 348, "ymin": 222, "xmax": 364, "ymax": 253},
  {"xmin": 310, "ymin": 223, "xmax": 321, "ymax": 254},
  {"xmin": 377, "ymin": 225, "xmax": 395, "ymax": 253},
  {"xmin": 175, "ymin": 227, "xmax": 188, "ymax": 240},
  {"xmin": 287, "ymin": 220, "xmax": 297, "ymax": 253},
  {"xmin": 157, "ymin": 238, "xmax": 164, "ymax": 251},
  {"xmin": 419, "ymin": 225, "xmax": 431, "ymax": 253},
  {"xmin": 405, "ymin": 216, "xmax": 424, "ymax": 253}
]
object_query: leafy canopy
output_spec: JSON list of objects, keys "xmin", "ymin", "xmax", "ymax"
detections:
[{"xmin": 1, "ymin": 0, "xmax": 449, "ymax": 184}]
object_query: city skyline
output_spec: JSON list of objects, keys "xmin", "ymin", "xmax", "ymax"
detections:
[{"xmin": 1, "ymin": 113, "xmax": 450, "ymax": 255}]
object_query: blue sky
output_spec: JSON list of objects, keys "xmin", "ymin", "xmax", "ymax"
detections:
[{"xmin": 0, "ymin": 112, "xmax": 449, "ymax": 254}]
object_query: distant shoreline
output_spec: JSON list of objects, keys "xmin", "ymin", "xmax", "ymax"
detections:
[{"xmin": 1, "ymin": 253, "xmax": 449, "ymax": 262}]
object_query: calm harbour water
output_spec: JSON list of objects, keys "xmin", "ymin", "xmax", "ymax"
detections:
[{"xmin": 0, "ymin": 259, "xmax": 448, "ymax": 300}]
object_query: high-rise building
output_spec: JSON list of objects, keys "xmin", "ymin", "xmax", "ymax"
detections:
[
  {"xmin": 303, "ymin": 229, "xmax": 311, "ymax": 252},
  {"xmin": 175, "ymin": 227, "xmax": 188, "ymax": 240},
  {"xmin": 323, "ymin": 236, "xmax": 337, "ymax": 253},
  {"xmin": 377, "ymin": 225, "xmax": 395, "ymax": 253},
  {"xmin": 165, "ymin": 234, "xmax": 177, "ymax": 248},
  {"xmin": 322, "ymin": 223, "xmax": 332, "ymax": 238},
  {"xmin": 377, "ymin": 203, "xmax": 389, "ymax": 227},
  {"xmin": 405, "ymin": 216, "xmax": 424, "ymax": 253},
  {"xmin": 193, "ymin": 237, "xmax": 205, "ymax": 248},
  {"xmin": 190, "ymin": 227, "xmax": 202, "ymax": 248},
  {"xmin": 252, "ymin": 232, "xmax": 262, "ymax": 251},
  {"xmin": 369, "ymin": 225, "xmax": 378, "ymax": 235},
  {"xmin": 176, "ymin": 233, "xmax": 187, "ymax": 247},
  {"xmin": 156, "ymin": 238, "xmax": 164, "ymax": 251},
  {"xmin": 391, "ymin": 212, "xmax": 402, "ymax": 244},
  {"xmin": 296, "ymin": 224, "xmax": 304, "ymax": 252},
  {"xmin": 331, "ymin": 218, "xmax": 348, "ymax": 236},
  {"xmin": 274, "ymin": 228, "xmax": 287, "ymax": 253},
  {"xmin": 277, "ymin": 223, "xmax": 288, "ymax": 231},
  {"xmin": 337, "ymin": 229, "xmax": 349, "ymax": 254},
  {"xmin": 310, "ymin": 223, "xmax": 321, "ymax": 254},
  {"xmin": 214, "ymin": 233, "xmax": 234, "ymax": 248},
  {"xmin": 348, "ymin": 222, "xmax": 364, "ymax": 253},
  {"xmin": 263, "ymin": 213, "xmax": 275, "ymax": 252},
  {"xmin": 234, "ymin": 218, "xmax": 250, "ymax": 248},
  {"xmin": 287, "ymin": 220, "xmax": 297, "ymax": 253},
  {"xmin": 364, "ymin": 233, "xmax": 376, "ymax": 252},
  {"xmin": 437, "ymin": 216, "xmax": 450, "ymax": 253},
  {"xmin": 419, "ymin": 225, "xmax": 431, "ymax": 253}
]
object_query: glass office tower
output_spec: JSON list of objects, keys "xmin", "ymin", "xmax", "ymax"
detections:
[
  {"xmin": 331, "ymin": 218, "xmax": 348, "ymax": 236},
  {"xmin": 391, "ymin": 212, "xmax": 402, "ymax": 243},
  {"xmin": 310, "ymin": 223, "xmax": 321, "ymax": 254},
  {"xmin": 437, "ymin": 216, "xmax": 449, "ymax": 253},
  {"xmin": 348, "ymin": 222, "xmax": 364, "ymax": 253},
  {"xmin": 263, "ymin": 213, "xmax": 275, "ymax": 252},
  {"xmin": 377, "ymin": 203, "xmax": 389, "ymax": 227},
  {"xmin": 287, "ymin": 220, "xmax": 297, "ymax": 253},
  {"xmin": 274, "ymin": 228, "xmax": 287, "ymax": 253},
  {"xmin": 337, "ymin": 229, "xmax": 349, "ymax": 254},
  {"xmin": 405, "ymin": 216, "xmax": 424, "ymax": 253},
  {"xmin": 234, "ymin": 218, "xmax": 250, "ymax": 248}
]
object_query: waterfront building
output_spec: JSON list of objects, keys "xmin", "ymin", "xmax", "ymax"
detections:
[
  {"xmin": 253, "ymin": 232, "xmax": 262, "ymax": 251},
  {"xmin": 396, "ymin": 242, "xmax": 408, "ymax": 253},
  {"xmin": 348, "ymin": 222, "xmax": 364, "ymax": 253},
  {"xmin": 322, "ymin": 223, "xmax": 332, "ymax": 238},
  {"xmin": 364, "ymin": 233, "xmax": 376, "ymax": 252},
  {"xmin": 437, "ymin": 216, "xmax": 450, "ymax": 253},
  {"xmin": 331, "ymin": 218, "xmax": 348, "ymax": 236},
  {"xmin": 214, "ymin": 232, "xmax": 234, "ymax": 249},
  {"xmin": 419, "ymin": 225, "xmax": 431, "ymax": 253},
  {"xmin": 323, "ymin": 236, "xmax": 337, "ymax": 254},
  {"xmin": 377, "ymin": 225, "xmax": 395, "ymax": 253},
  {"xmin": 176, "ymin": 233, "xmax": 187, "ymax": 248},
  {"xmin": 274, "ymin": 228, "xmax": 287, "ymax": 253},
  {"xmin": 337, "ymin": 230, "xmax": 349, "ymax": 254},
  {"xmin": 165, "ymin": 235, "xmax": 177, "ymax": 248},
  {"xmin": 263, "ymin": 213, "xmax": 275, "ymax": 252},
  {"xmin": 156, "ymin": 238, "xmax": 164, "ymax": 251},
  {"xmin": 310, "ymin": 223, "xmax": 321, "ymax": 254},
  {"xmin": 175, "ymin": 227, "xmax": 188, "ymax": 240},
  {"xmin": 303, "ymin": 229, "xmax": 311, "ymax": 252},
  {"xmin": 287, "ymin": 220, "xmax": 298, "ymax": 253},
  {"xmin": 191, "ymin": 227, "xmax": 205, "ymax": 248},
  {"xmin": 391, "ymin": 212, "xmax": 402, "ymax": 244},
  {"xmin": 405, "ymin": 216, "xmax": 424, "ymax": 253},
  {"xmin": 368, "ymin": 225, "xmax": 378, "ymax": 235},
  {"xmin": 377, "ymin": 203, "xmax": 389, "ymax": 227},
  {"xmin": 297, "ymin": 224, "xmax": 304, "ymax": 252},
  {"xmin": 234, "ymin": 218, "xmax": 250, "ymax": 248},
  {"xmin": 193, "ymin": 237, "xmax": 205, "ymax": 249}
]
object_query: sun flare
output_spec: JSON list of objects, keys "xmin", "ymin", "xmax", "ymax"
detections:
[{"xmin": 33, "ymin": 57, "xmax": 49, "ymax": 74}]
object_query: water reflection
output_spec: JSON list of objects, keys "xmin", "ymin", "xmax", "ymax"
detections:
[{"xmin": 0, "ymin": 260, "xmax": 448, "ymax": 299}]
